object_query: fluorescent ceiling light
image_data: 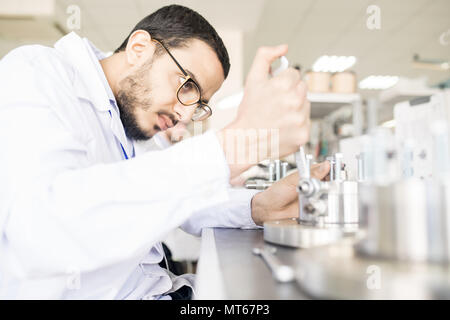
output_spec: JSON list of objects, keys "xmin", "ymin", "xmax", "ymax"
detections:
[
  {"xmin": 312, "ymin": 55, "xmax": 356, "ymax": 73},
  {"xmin": 359, "ymin": 75, "xmax": 399, "ymax": 90}
]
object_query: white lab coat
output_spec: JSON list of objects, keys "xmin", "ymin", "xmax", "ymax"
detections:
[{"xmin": 0, "ymin": 32, "xmax": 259, "ymax": 299}]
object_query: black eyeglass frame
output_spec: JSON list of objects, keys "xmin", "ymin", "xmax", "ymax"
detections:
[{"xmin": 152, "ymin": 39, "xmax": 212, "ymax": 121}]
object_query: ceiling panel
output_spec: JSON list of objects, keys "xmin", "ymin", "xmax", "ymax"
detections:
[
  {"xmin": 1, "ymin": 0, "xmax": 448, "ymax": 94},
  {"xmin": 135, "ymin": 0, "xmax": 266, "ymax": 31}
]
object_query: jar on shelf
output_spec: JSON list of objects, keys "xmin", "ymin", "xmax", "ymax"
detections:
[
  {"xmin": 305, "ymin": 71, "xmax": 331, "ymax": 93},
  {"xmin": 331, "ymin": 71, "xmax": 356, "ymax": 94}
]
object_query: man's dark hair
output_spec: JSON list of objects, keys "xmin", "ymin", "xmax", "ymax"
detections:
[{"xmin": 115, "ymin": 5, "xmax": 230, "ymax": 78}]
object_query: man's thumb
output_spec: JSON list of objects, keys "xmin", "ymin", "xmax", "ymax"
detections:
[
  {"xmin": 246, "ymin": 44, "xmax": 288, "ymax": 84},
  {"xmin": 315, "ymin": 161, "xmax": 331, "ymax": 179}
]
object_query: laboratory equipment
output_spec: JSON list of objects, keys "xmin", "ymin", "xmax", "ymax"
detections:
[
  {"xmin": 252, "ymin": 246, "xmax": 295, "ymax": 283},
  {"xmin": 263, "ymin": 151, "xmax": 360, "ymax": 248},
  {"xmin": 295, "ymin": 92, "xmax": 450, "ymax": 299},
  {"xmin": 245, "ymin": 160, "xmax": 291, "ymax": 190},
  {"xmin": 394, "ymin": 93, "xmax": 450, "ymax": 179}
]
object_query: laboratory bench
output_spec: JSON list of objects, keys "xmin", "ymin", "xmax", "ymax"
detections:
[{"xmin": 195, "ymin": 228, "xmax": 309, "ymax": 300}]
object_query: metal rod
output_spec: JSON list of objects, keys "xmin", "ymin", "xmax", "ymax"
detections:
[
  {"xmin": 252, "ymin": 247, "xmax": 295, "ymax": 283},
  {"xmin": 305, "ymin": 154, "xmax": 313, "ymax": 179},
  {"xmin": 274, "ymin": 159, "xmax": 281, "ymax": 181},
  {"xmin": 295, "ymin": 147, "xmax": 308, "ymax": 178},
  {"xmin": 268, "ymin": 162, "xmax": 275, "ymax": 182}
]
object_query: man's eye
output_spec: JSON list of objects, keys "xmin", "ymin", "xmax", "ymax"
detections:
[{"xmin": 181, "ymin": 81, "xmax": 196, "ymax": 91}]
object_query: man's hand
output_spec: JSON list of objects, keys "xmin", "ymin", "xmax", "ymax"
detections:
[
  {"xmin": 218, "ymin": 45, "xmax": 311, "ymax": 179},
  {"xmin": 251, "ymin": 161, "xmax": 330, "ymax": 226}
]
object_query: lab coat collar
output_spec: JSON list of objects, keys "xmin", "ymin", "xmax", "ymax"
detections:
[
  {"xmin": 54, "ymin": 32, "xmax": 112, "ymax": 112},
  {"xmin": 54, "ymin": 32, "xmax": 135, "ymax": 159}
]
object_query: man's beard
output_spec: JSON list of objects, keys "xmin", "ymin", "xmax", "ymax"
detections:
[
  {"xmin": 116, "ymin": 58, "xmax": 157, "ymax": 141},
  {"xmin": 116, "ymin": 89, "xmax": 151, "ymax": 141}
]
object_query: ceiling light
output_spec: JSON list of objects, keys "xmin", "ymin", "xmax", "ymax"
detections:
[
  {"xmin": 359, "ymin": 75, "xmax": 399, "ymax": 90},
  {"xmin": 312, "ymin": 55, "xmax": 356, "ymax": 73}
]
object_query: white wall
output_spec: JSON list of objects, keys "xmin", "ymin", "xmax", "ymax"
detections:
[{"xmin": 206, "ymin": 29, "xmax": 244, "ymax": 131}]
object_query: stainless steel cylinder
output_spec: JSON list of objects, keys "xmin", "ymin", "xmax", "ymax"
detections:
[
  {"xmin": 357, "ymin": 178, "xmax": 450, "ymax": 263},
  {"xmin": 298, "ymin": 179, "xmax": 359, "ymax": 226},
  {"xmin": 324, "ymin": 180, "xmax": 358, "ymax": 224}
]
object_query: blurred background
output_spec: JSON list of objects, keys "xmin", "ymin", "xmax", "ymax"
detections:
[
  {"xmin": 1, "ymin": 0, "xmax": 449, "ymax": 134},
  {"xmin": 1, "ymin": 0, "xmax": 449, "ymax": 269}
]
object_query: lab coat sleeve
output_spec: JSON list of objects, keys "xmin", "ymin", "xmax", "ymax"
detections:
[
  {"xmin": 180, "ymin": 188, "xmax": 262, "ymax": 236},
  {"xmin": 134, "ymin": 135, "xmax": 262, "ymax": 236},
  {"xmin": 0, "ymin": 47, "xmax": 238, "ymax": 279},
  {"xmin": 0, "ymin": 100, "xmax": 231, "ymax": 278},
  {"xmin": 0, "ymin": 45, "xmax": 248, "ymax": 281}
]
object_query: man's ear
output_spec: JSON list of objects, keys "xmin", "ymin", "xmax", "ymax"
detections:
[{"xmin": 125, "ymin": 30, "xmax": 155, "ymax": 66}]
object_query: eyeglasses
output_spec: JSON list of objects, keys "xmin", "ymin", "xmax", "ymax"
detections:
[{"xmin": 152, "ymin": 39, "xmax": 212, "ymax": 121}]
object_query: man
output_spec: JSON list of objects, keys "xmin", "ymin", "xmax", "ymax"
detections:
[{"xmin": 0, "ymin": 5, "xmax": 328, "ymax": 299}]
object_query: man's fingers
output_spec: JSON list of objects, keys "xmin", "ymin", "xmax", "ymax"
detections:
[
  {"xmin": 275, "ymin": 68, "xmax": 302, "ymax": 88},
  {"xmin": 268, "ymin": 201, "xmax": 299, "ymax": 222},
  {"xmin": 311, "ymin": 161, "xmax": 330, "ymax": 180},
  {"xmin": 274, "ymin": 160, "xmax": 330, "ymax": 186},
  {"xmin": 246, "ymin": 44, "xmax": 288, "ymax": 84},
  {"xmin": 297, "ymin": 81, "xmax": 308, "ymax": 103},
  {"xmin": 300, "ymin": 99, "xmax": 311, "ymax": 119},
  {"xmin": 280, "ymin": 170, "xmax": 299, "ymax": 187}
]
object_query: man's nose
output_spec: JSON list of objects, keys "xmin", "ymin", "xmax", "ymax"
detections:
[{"xmin": 174, "ymin": 103, "xmax": 197, "ymax": 122}]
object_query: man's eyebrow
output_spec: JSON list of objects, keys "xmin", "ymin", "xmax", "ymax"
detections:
[{"xmin": 185, "ymin": 69, "xmax": 209, "ymax": 103}]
